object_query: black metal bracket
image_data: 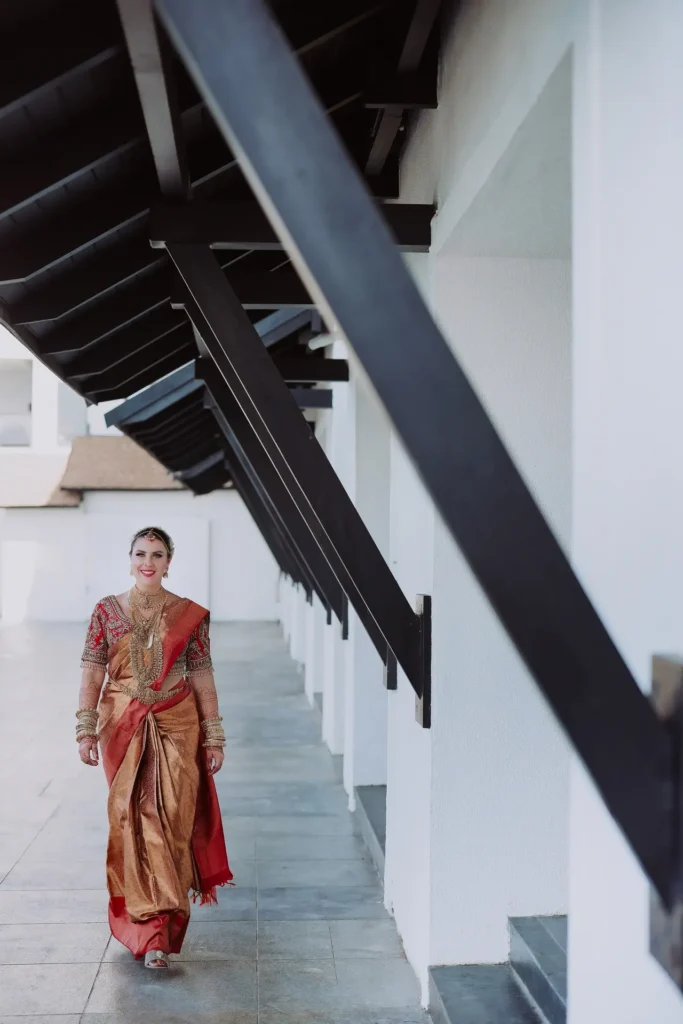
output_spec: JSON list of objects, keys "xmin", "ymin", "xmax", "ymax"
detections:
[
  {"xmin": 650, "ymin": 654, "xmax": 683, "ymax": 990},
  {"xmin": 415, "ymin": 594, "xmax": 432, "ymax": 728}
]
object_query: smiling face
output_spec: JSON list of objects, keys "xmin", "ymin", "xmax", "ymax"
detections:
[{"xmin": 129, "ymin": 535, "xmax": 171, "ymax": 591}]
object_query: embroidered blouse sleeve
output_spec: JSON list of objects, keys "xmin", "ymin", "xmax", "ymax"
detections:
[
  {"xmin": 187, "ymin": 614, "xmax": 220, "ymax": 722},
  {"xmin": 81, "ymin": 602, "xmax": 109, "ymax": 670},
  {"xmin": 78, "ymin": 602, "xmax": 108, "ymax": 712}
]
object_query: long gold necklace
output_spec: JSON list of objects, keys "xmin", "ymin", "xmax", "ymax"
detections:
[{"xmin": 128, "ymin": 585, "xmax": 167, "ymax": 690}]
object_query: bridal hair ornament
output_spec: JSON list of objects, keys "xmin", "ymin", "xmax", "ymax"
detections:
[{"xmin": 130, "ymin": 526, "xmax": 175, "ymax": 558}]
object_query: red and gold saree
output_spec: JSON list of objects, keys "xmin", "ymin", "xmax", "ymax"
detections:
[{"xmin": 81, "ymin": 596, "xmax": 232, "ymax": 958}]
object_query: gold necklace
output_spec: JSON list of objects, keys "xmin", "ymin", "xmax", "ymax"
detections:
[
  {"xmin": 128, "ymin": 587, "xmax": 167, "ymax": 689},
  {"xmin": 129, "ymin": 584, "xmax": 166, "ymax": 613}
]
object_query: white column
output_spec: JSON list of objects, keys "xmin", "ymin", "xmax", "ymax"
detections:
[
  {"xmin": 343, "ymin": 371, "xmax": 390, "ymax": 802},
  {"xmin": 319, "ymin": 339, "xmax": 353, "ymax": 755},
  {"xmin": 289, "ymin": 585, "xmax": 307, "ymax": 667},
  {"xmin": 569, "ymin": 3, "xmax": 683, "ymax": 1021},
  {"xmin": 31, "ymin": 361, "xmax": 60, "ymax": 451},
  {"xmin": 304, "ymin": 593, "xmax": 326, "ymax": 706}
]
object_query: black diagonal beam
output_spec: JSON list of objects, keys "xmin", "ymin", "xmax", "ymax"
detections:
[
  {"xmin": 222, "ymin": 447, "xmax": 306, "ymax": 586},
  {"xmin": 220, "ymin": 431, "xmax": 315, "ymax": 597},
  {"xmin": 200, "ymin": 359, "xmax": 344, "ymax": 623},
  {"xmin": 157, "ymin": 0, "xmax": 675, "ymax": 902},
  {"xmin": 116, "ymin": 0, "xmax": 190, "ymax": 197},
  {"xmin": 149, "ymin": 200, "xmax": 433, "ymax": 253},
  {"xmin": 166, "ymin": 243, "xmax": 422, "ymax": 692}
]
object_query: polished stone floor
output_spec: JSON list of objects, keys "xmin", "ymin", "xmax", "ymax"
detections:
[{"xmin": 0, "ymin": 621, "xmax": 428, "ymax": 1024}]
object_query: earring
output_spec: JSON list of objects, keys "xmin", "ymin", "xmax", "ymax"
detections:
[
  {"xmin": 163, "ymin": 570, "xmax": 169, "ymax": 578},
  {"xmin": 129, "ymin": 567, "xmax": 133, "ymax": 576}
]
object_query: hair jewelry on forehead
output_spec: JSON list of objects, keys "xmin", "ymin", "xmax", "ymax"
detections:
[{"xmin": 130, "ymin": 526, "xmax": 174, "ymax": 558}]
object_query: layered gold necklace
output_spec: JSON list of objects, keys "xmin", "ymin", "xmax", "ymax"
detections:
[{"xmin": 128, "ymin": 585, "xmax": 167, "ymax": 690}]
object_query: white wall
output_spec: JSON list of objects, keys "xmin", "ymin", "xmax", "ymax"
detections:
[
  {"xmin": 0, "ymin": 359, "xmax": 32, "ymax": 446},
  {"xmin": 0, "ymin": 489, "xmax": 279, "ymax": 623},
  {"xmin": 428, "ymin": 256, "xmax": 571, "ymax": 965},
  {"xmin": 569, "ymin": 0, "xmax": 683, "ymax": 1021}
]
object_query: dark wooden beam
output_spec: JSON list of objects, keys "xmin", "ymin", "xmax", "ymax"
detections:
[
  {"xmin": 116, "ymin": 0, "xmax": 190, "ymax": 197},
  {"xmin": 365, "ymin": 0, "xmax": 441, "ymax": 175},
  {"xmin": 157, "ymin": 0, "xmax": 674, "ymax": 896},
  {"xmin": 9, "ymin": 239, "xmax": 163, "ymax": 325},
  {"xmin": 170, "ymin": 263, "xmax": 314, "ymax": 309},
  {"xmin": 166, "ymin": 242, "xmax": 422, "ymax": 689},
  {"xmin": 150, "ymin": 200, "xmax": 432, "ymax": 252},
  {"xmin": 289, "ymin": 388, "xmax": 333, "ymax": 410},
  {"xmin": 201, "ymin": 359, "xmax": 345, "ymax": 621},
  {"xmin": 273, "ymin": 357, "xmax": 348, "ymax": 383}
]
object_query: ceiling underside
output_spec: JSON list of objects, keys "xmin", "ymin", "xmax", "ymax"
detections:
[{"xmin": 0, "ymin": 0, "xmax": 438, "ymax": 490}]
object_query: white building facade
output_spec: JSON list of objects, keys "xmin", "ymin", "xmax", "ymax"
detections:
[
  {"xmin": 278, "ymin": 1, "xmax": 683, "ymax": 1021},
  {"xmin": 0, "ymin": 330, "xmax": 279, "ymax": 624}
]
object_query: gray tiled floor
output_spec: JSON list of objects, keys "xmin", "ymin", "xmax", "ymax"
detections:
[{"xmin": 0, "ymin": 622, "xmax": 428, "ymax": 1024}]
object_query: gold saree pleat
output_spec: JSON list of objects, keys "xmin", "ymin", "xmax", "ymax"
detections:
[{"xmin": 99, "ymin": 685, "xmax": 202, "ymax": 923}]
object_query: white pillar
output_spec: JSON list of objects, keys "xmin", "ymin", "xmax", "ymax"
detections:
[
  {"xmin": 304, "ymin": 593, "xmax": 326, "ymax": 706},
  {"xmin": 31, "ymin": 361, "xmax": 60, "ymax": 451},
  {"xmin": 343, "ymin": 372, "xmax": 390, "ymax": 801},
  {"xmin": 318, "ymin": 339, "xmax": 354, "ymax": 755},
  {"xmin": 289, "ymin": 585, "xmax": 307, "ymax": 667},
  {"xmin": 569, "ymin": 3, "xmax": 683, "ymax": 1021}
]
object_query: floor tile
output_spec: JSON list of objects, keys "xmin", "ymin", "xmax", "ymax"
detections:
[
  {"xmin": 0, "ymin": 859, "xmax": 107, "ymax": 890},
  {"xmin": 258, "ymin": 921, "xmax": 333, "ymax": 960},
  {"xmin": 85, "ymin": 961, "xmax": 257, "ymax": 1014},
  {"xmin": 258, "ymin": 886, "xmax": 386, "ymax": 921},
  {"xmin": 189, "ymin": 887, "xmax": 257, "ymax": 922},
  {"xmin": 0, "ymin": 1017, "xmax": 81, "ymax": 1024},
  {"xmin": 255, "ymin": 835, "xmax": 367, "ymax": 861},
  {"xmin": 258, "ymin": 959, "xmax": 339, "ymax": 1011},
  {"xmin": 103, "ymin": 922, "xmax": 257, "ymax": 962},
  {"xmin": 0, "ymin": 890, "xmax": 109, "ymax": 925},
  {"xmin": 0, "ymin": 962, "xmax": 100, "ymax": 1015},
  {"xmin": 330, "ymin": 920, "xmax": 404, "ymax": 959},
  {"xmin": 257, "ymin": 859, "xmax": 379, "ymax": 888},
  {"xmin": 333, "ymin": 958, "xmax": 422, "ymax": 1007},
  {"xmin": 0, "ymin": 922, "xmax": 111, "ymax": 964}
]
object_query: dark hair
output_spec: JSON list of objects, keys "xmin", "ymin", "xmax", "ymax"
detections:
[{"xmin": 129, "ymin": 526, "xmax": 174, "ymax": 558}]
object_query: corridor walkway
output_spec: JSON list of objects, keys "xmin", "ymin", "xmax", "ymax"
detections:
[{"xmin": 0, "ymin": 621, "xmax": 428, "ymax": 1023}]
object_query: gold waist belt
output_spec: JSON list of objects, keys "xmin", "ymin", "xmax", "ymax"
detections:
[{"xmin": 108, "ymin": 680, "xmax": 188, "ymax": 705}]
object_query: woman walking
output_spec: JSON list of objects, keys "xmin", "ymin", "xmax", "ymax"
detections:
[{"xmin": 75, "ymin": 526, "xmax": 232, "ymax": 969}]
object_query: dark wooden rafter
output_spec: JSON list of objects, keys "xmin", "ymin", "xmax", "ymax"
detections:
[
  {"xmin": 105, "ymin": 363, "xmax": 198, "ymax": 426},
  {"xmin": 271, "ymin": 358, "xmax": 349, "ymax": 383},
  {"xmin": 62, "ymin": 307, "xmax": 182, "ymax": 374},
  {"xmin": 116, "ymin": 0, "xmax": 190, "ymax": 198},
  {"xmin": 10, "ymin": 240, "xmax": 164, "ymax": 325},
  {"xmin": 165, "ymin": 242, "xmax": 424, "ymax": 693},
  {"xmin": 365, "ymin": 0, "xmax": 441, "ymax": 175},
  {"xmin": 84, "ymin": 344, "xmax": 196, "ymax": 403},
  {"xmin": 36, "ymin": 260, "xmax": 312, "ymax": 359},
  {"xmin": 156, "ymin": 0, "xmax": 676, "ymax": 899},
  {"xmin": 150, "ymin": 200, "xmax": 433, "ymax": 252},
  {"xmin": 75, "ymin": 324, "xmax": 194, "ymax": 388},
  {"xmin": 0, "ymin": 5, "xmax": 123, "ymax": 122}
]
